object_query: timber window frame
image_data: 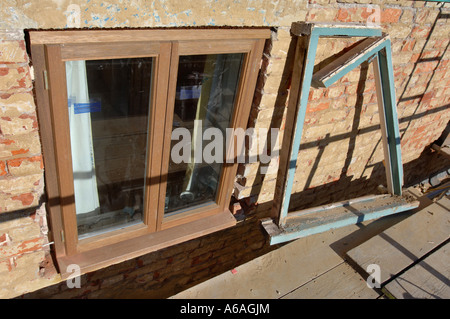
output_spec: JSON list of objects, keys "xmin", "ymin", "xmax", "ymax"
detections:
[{"xmin": 29, "ymin": 28, "xmax": 269, "ymax": 278}]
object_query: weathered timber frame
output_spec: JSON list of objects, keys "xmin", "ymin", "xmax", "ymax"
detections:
[
  {"xmin": 262, "ymin": 22, "xmax": 419, "ymax": 245},
  {"xmin": 28, "ymin": 28, "xmax": 270, "ymax": 278}
]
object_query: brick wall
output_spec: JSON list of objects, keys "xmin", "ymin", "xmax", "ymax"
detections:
[
  {"xmin": 0, "ymin": 31, "xmax": 59, "ymax": 298},
  {"xmin": 0, "ymin": 0, "xmax": 449, "ymax": 298}
]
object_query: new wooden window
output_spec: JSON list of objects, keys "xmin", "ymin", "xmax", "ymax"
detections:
[{"xmin": 29, "ymin": 29, "xmax": 269, "ymax": 277}]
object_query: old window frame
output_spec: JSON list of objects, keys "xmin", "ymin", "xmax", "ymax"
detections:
[
  {"xmin": 29, "ymin": 28, "xmax": 269, "ymax": 277},
  {"xmin": 262, "ymin": 22, "xmax": 419, "ymax": 245}
]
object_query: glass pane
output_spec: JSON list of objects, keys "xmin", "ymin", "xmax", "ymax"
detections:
[
  {"xmin": 165, "ymin": 53, "xmax": 244, "ymax": 215},
  {"xmin": 66, "ymin": 58, "xmax": 153, "ymax": 238}
]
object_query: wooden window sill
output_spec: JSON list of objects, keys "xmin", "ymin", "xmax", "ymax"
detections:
[{"xmin": 57, "ymin": 211, "xmax": 236, "ymax": 279}]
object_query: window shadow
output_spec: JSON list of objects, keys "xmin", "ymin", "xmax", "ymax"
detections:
[{"xmin": 397, "ymin": 6, "xmax": 449, "ymax": 141}]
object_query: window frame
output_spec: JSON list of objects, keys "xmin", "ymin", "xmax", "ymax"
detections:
[{"xmin": 29, "ymin": 28, "xmax": 269, "ymax": 277}]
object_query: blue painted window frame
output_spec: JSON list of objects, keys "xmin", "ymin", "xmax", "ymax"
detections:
[{"xmin": 274, "ymin": 23, "xmax": 404, "ymax": 227}]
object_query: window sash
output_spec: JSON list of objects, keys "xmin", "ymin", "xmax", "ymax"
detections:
[
  {"xmin": 158, "ymin": 41, "xmax": 255, "ymax": 231},
  {"xmin": 43, "ymin": 42, "xmax": 170, "ymax": 255}
]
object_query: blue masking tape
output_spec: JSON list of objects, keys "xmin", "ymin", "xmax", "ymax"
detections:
[
  {"xmin": 176, "ymin": 85, "xmax": 202, "ymax": 100},
  {"xmin": 73, "ymin": 101, "xmax": 101, "ymax": 114}
]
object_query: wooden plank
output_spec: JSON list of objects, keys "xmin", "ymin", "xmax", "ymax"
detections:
[
  {"xmin": 28, "ymin": 28, "xmax": 271, "ymax": 45},
  {"xmin": 30, "ymin": 44, "xmax": 67, "ymax": 258},
  {"xmin": 291, "ymin": 21, "xmax": 382, "ymax": 37},
  {"xmin": 375, "ymin": 42, "xmax": 403, "ymax": 195},
  {"xmin": 77, "ymin": 222, "xmax": 149, "ymax": 253},
  {"xmin": 346, "ymin": 196, "xmax": 450, "ymax": 284},
  {"xmin": 45, "ymin": 44, "xmax": 79, "ymax": 256},
  {"xmin": 286, "ymin": 194, "xmax": 386, "ymax": 219},
  {"xmin": 312, "ymin": 35, "xmax": 388, "ymax": 88},
  {"xmin": 178, "ymin": 39, "xmax": 253, "ymax": 55},
  {"xmin": 374, "ymin": 54, "xmax": 395, "ymax": 195},
  {"xmin": 143, "ymin": 41, "xmax": 172, "ymax": 232},
  {"xmin": 313, "ymin": 26, "xmax": 382, "ymax": 38},
  {"xmin": 384, "ymin": 242, "xmax": 450, "ymax": 299},
  {"xmin": 262, "ymin": 194, "xmax": 419, "ymax": 245},
  {"xmin": 172, "ymin": 216, "xmax": 373, "ymax": 299},
  {"xmin": 270, "ymin": 36, "xmax": 307, "ymax": 222},
  {"xmin": 60, "ymin": 42, "xmax": 161, "ymax": 61},
  {"xmin": 282, "ymin": 262, "xmax": 379, "ymax": 299},
  {"xmin": 273, "ymin": 33, "xmax": 320, "ymax": 226}
]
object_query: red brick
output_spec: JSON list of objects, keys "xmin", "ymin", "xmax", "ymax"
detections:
[
  {"xmin": 415, "ymin": 61, "xmax": 439, "ymax": 73},
  {"xmin": 11, "ymin": 193, "xmax": 34, "ymax": 206},
  {"xmin": 0, "ymin": 65, "xmax": 32, "ymax": 91},
  {"xmin": 0, "ymin": 259, "xmax": 16, "ymax": 272},
  {"xmin": 381, "ymin": 8, "xmax": 402, "ymax": 23},
  {"xmin": 0, "ymin": 40, "xmax": 28, "ymax": 63},
  {"xmin": 7, "ymin": 156, "xmax": 43, "ymax": 169},
  {"xmin": 411, "ymin": 26, "xmax": 431, "ymax": 38},
  {"xmin": 420, "ymin": 50, "xmax": 441, "ymax": 59},
  {"xmin": 433, "ymin": 39, "xmax": 449, "ymax": 49},
  {"xmin": 0, "ymin": 138, "xmax": 15, "ymax": 145},
  {"xmin": 327, "ymin": 86, "xmax": 346, "ymax": 99},
  {"xmin": 361, "ymin": 7, "xmax": 375, "ymax": 21},
  {"xmin": 309, "ymin": 89, "xmax": 325, "ymax": 100},
  {"xmin": 18, "ymin": 114, "xmax": 38, "ymax": 130},
  {"xmin": 410, "ymin": 53, "xmax": 420, "ymax": 63},
  {"xmin": 422, "ymin": 91, "xmax": 434, "ymax": 102},
  {"xmin": 401, "ymin": 39, "xmax": 416, "ymax": 52},
  {"xmin": 345, "ymin": 84, "xmax": 358, "ymax": 96},
  {"xmin": 0, "ymin": 233, "xmax": 11, "ymax": 246},
  {"xmin": 414, "ymin": 124, "xmax": 428, "ymax": 135},
  {"xmin": 230, "ymin": 202, "xmax": 242, "ymax": 215},
  {"xmin": 16, "ymin": 237, "xmax": 42, "ymax": 255},
  {"xmin": 11, "ymin": 148, "xmax": 29, "ymax": 156},
  {"xmin": 0, "ymin": 68, "xmax": 9, "ymax": 76},
  {"xmin": 363, "ymin": 81, "xmax": 376, "ymax": 94},
  {"xmin": 306, "ymin": 101, "xmax": 330, "ymax": 113},
  {"xmin": 335, "ymin": 8, "xmax": 356, "ymax": 23},
  {"xmin": 0, "ymin": 161, "xmax": 6, "ymax": 176},
  {"xmin": 438, "ymin": 59, "xmax": 449, "ymax": 70}
]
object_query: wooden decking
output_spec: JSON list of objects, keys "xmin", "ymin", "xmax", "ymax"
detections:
[
  {"xmin": 346, "ymin": 191, "xmax": 449, "ymax": 299},
  {"xmin": 171, "ymin": 186, "xmax": 449, "ymax": 299}
]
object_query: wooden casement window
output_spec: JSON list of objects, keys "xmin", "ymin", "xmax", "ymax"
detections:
[{"xmin": 29, "ymin": 29, "xmax": 269, "ymax": 278}]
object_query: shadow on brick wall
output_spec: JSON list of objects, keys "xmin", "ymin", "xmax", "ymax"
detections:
[{"xmin": 397, "ymin": 8, "xmax": 449, "ymax": 140}]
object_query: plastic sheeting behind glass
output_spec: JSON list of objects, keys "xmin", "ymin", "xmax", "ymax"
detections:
[{"xmin": 66, "ymin": 58, "xmax": 153, "ymax": 238}]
